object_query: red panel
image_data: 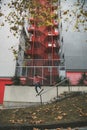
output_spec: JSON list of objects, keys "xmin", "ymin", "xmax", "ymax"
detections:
[
  {"xmin": 0, "ymin": 78, "xmax": 13, "ymax": 104},
  {"xmin": 66, "ymin": 72, "xmax": 82, "ymax": 85},
  {"xmin": 0, "ymin": 83, "xmax": 5, "ymax": 104}
]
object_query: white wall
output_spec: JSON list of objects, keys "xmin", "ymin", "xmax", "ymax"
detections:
[{"xmin": 0, "ymin": 0, "xmax": 19, "ymax": 77}]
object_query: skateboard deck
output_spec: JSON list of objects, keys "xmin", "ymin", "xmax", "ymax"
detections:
[{"xmin": 36, "ymin": 89, "xmax": 44, "ymax": 96}]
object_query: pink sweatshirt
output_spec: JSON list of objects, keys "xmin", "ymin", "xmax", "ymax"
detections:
[{"xmin": 29, "ymin": 76, "xmax": 46, "ymax": 84}]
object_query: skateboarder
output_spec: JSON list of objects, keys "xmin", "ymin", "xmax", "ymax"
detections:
[{"xmin": 28, "ymin": 74, "xmax": 47, "ymax": 93}]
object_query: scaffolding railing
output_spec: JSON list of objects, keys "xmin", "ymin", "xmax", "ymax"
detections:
[
  {"xmin": 15, "ymin": 65, "xmax": 66, "ymax": 85},
  {"xmin": 22, "ymin": 59, "xmax": 65, "ymax": 66}
]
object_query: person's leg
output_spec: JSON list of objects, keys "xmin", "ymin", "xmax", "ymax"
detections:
[
  {"xmin": 38, "ymin": 82, "xmax": 41, "ymax": 89},
  {"xmin": 35, "ymin": 84, "xmax": 38, "ymax": 93}
]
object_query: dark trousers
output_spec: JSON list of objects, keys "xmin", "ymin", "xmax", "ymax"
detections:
[{"xmin": 35, "ymin": 82, "xmax": 41, "ymax": 93}]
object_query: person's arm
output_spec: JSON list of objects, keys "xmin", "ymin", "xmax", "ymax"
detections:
[
  {"xmin": 28, "ymin": 77, "xmax": 34, "ymax": 80},
  {"xmin": 38, "ymin": 76, "xmax": 47, "ymax": 80}
]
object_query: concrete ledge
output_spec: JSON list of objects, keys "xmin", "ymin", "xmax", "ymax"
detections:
[
  {"xmin": 3, "ymin": 85, "xmax": 87, "ymax": 108},
  {"xmin": 3, "ymin": 101, "xmax": 41, "ymax": 109}
]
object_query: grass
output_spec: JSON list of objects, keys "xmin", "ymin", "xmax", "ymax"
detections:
[{"xmin": 0, "ymin": 92, "xmax": 87, "ymax": 125}]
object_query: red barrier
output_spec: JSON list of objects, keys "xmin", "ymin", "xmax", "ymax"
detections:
[
  {"xmin": 0, "ymin": 78, "xmax": 12, "ymax": 104},
  {"xmin": 0, "ymin": 83, "xmax": 5, "ymax": 104}
]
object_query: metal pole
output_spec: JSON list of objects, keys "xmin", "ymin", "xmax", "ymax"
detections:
[
  {"xmin": 57, "ymin": 86, "xmax": 58, "ymax": 98},
  {"xmin": 40, "ymin": 95, "xmax": 42, "ymax": 105},
  {"xmin": 68, "ymin": 81, "xmax": 70, "ymax": 92},
  {"xmin": 56, "ymin": 78, "xmax": 68, "ymax": 98}
]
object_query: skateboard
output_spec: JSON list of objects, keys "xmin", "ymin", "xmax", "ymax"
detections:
[{"xmin": 36, "ymin": 89, "xmax": 44, "ymax": 96}]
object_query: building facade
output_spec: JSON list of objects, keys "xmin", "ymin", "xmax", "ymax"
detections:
[{"xmin": 16, "ymin": 0, "xmax": 65, "ymax": 85}]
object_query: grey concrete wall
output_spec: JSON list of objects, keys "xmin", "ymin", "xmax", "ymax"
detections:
[
  {"xmin": 4, "ymin": 85, "xmax": 87, "ymax": 105},
  {"xmin": 63, "ymin": 32, "xmax": 87, "ymax": 70},
  {"xmin": 61, "ymin": 0, "xmax": 87, "ymax": 71}
]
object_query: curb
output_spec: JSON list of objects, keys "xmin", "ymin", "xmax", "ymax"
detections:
[{"xmin": 0, "ymin": 121, "xmax": 87, "ymax": 129}]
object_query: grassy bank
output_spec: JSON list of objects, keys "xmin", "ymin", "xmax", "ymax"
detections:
[{"xmin": 0, "ymin": 92, "xmax": 87, "ymax": 125}]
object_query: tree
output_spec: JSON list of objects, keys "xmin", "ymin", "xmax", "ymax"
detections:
[
  {"xmin": 1, "ymin": 0, "xmax": 86, "ymax": 33},
  {"xmin": 61, "ymin": 0, "xmax": 87, "ymax": 32},
  {"xmin": 12, "ymin": 76, "xmax": 20, "ymax": 85},
  {"xmin": 78, "ymin": 72, "xmax": 87, "ymax": 85}
]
